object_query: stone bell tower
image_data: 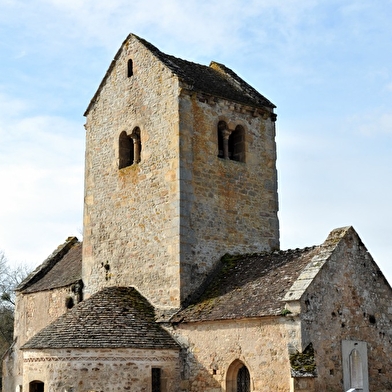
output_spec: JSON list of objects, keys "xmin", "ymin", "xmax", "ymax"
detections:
[{"xmin": 82, "ymin": 34, "xmax": 279, "ymax": 311}]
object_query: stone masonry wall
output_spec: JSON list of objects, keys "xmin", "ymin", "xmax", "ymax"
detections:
[
  {"xmin": 22, "ymin": 348, "xmax": 180, "ymax": 392},
  {"xmin": 171, "ymin": 317, "xmax": 294, "ymax": 392},
  {"xmin": 5, "ymin": 288, "xmax": 75, "ymax": 391},
  {"xmin": 300, "ymin": 228, "xmax": 392, "ymax": 391},
  {"xmin": 178, "ymin": 92, "xmax": 279, "ymax": 300},
  {"xmin": 83, "ymin": 36, "xmax": 181, "ymax": 309},
  {"xmin": 83, "ymin": 34, "xmax": 280, "ymax": 309}
]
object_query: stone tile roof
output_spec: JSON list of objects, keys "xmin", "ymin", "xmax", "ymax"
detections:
[
  {"xmin": 22, "ymin": 286, "xmax": 180, "ymax": 350},
  {"xmin": 136, "ymin": 35, "xmax": 275, "ymax": 109},
  {"xmin": 85, "ymin": 34, "xmax": 275, "ymax": 116},
  {"xmin": 171, "ymin": 247, "xmax": 320, "ymax": 323},
  {"xmin": 17, "ymin": 237, "xmax": 82, "ymax": 294}
]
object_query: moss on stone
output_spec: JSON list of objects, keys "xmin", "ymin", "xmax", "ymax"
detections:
[{"xmin": 289, "ymin": 343, "xmax": 317, "ymax": 376}]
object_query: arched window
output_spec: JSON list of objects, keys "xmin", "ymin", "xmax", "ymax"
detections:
[
  {"xmin": 217, "ymin": 121, "xmax": 245, "ymax": 162},
  {"xmin": 127, "ymin": 59, "xmax": 133, "ymax": 77},
  {"xmin": 118, "ymin": 127, "xmax": 142, "ymax": 169},
  {"xmin": 226, "ymin": 360, "xmax": 251, "ymax": 392},
  {"xmin": 228, "ymin": 125, "xmax": 245, "ymax": 162},
  {"xmin": 119, "ymin": 131, "xmax": 133, "ymax": 169},
  {"xmin": 217, "ymin": 120, "xmax": 226, "ymax": 158},
  {"xmin": 29, "ymin": 380, "xmax": 44, "ymax": 392}
]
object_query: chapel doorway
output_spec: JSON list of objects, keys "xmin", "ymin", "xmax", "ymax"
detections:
[
  {"xmin": 226, "ymin": 359, "xmax": 251, "ymax": 392},
  {"xmin": 29, "ymin": 380, "xmax": 44, "ymax": 392}
]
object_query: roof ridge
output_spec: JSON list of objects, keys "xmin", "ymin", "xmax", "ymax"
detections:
[{"xmin": 16, "ymin": 237, "xmax": 79, "ymax": 292}]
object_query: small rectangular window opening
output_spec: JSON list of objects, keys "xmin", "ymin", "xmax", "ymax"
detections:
[
  {"xmin": 152, "ymin": 367, "xmax": 161, "ymax": 392},
  {"xmin": 127, "ymin": 59, "xmax": 133, "ymax": 77}
]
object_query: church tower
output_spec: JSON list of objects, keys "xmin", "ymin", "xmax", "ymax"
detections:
[{"xmin": 82, "ymin": 34, "xmax": 279, "ymax": 311}]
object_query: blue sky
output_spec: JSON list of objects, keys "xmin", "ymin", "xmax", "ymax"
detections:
[{"xmin": 1, "ymin": 0, "xmax": 391, "ymax": 282}]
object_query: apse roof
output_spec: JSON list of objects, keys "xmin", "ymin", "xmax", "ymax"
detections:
[{"xmin": 22, "ymin": 286, "xmax": 180, "ymax": 350}]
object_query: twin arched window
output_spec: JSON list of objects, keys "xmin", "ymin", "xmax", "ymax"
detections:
[
  {"xmin": 119, "ymin": 127, "xmax": 141, "ymax": 169},
  {"xmin": 217, "ymin": 121, "xmax": 245, "ymax": 162}
]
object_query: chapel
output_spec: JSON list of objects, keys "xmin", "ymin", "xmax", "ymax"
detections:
[{"xmin": 3, "ymin": 33, "xmax": 392, "ymax": 392}]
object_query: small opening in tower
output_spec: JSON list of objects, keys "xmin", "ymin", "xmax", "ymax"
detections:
[
  {"xmin": 118, "ymin": 127, "xmax": 142, "ymax": 169},
  {"xmin": 127, "ymin": 59, "xmax": 133, "ymax": 77},
  {"xmin": 65, "ymin": 296, "xmax": 74, "ymax": 309},
  {"xmin": 228, "ymin": 125, "xmax": 245, "ymax": 162},
  {"xmin": 217, "ymin": 120, "xmax": 226, "ymax": 158},
  {"xmin": 119, "ymin": 131, "xmax": 133, "ymax": 168}
]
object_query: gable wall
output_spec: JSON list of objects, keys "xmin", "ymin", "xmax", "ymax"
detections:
[
  {"xmin": 178, "ymin": 92, "xmax": 279, "ymax": 300},
  {"xmin": 82, "ymin": 37, "xmax": 182, "ymax": 309},
  {"xmin": 4, "ymin": 287, "xmax": 75, "ymax": 391},
  {"xmin": 300, "ymin": 230, "xmax": 392, "ymax": 391},
  {"xmin": 171, "ymin": 317, "xmax": 293, "ymax": 391}
]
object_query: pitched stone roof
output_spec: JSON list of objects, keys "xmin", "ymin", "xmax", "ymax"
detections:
[
  {"xmin": 136, "ymin": 35, "xmax": 275, "ymax": 109},
  {"xmin": 17, "ymin": 237, "xmax": 82, "ymax": 294},
  {"xmin": 22, "ymin": 286, "xmax": 179, "ymax": 350},
  {"xmin": 85, "ymin": 34, "xmax": 275, "ymax": 116},
  {"xmin": 171, "ymin": 247, "xmax": 319, "ymax": 323},
  {"xmin": 171, "ymin": 227, "xmax": 359, "ymax": 323}
]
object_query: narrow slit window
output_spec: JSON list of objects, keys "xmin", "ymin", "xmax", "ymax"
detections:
[
  {"xmin": 127, "ymin": 59, "xmax": 133, "ymax": 77},
  {"xmin": 152, "ymin": 368, "xmax": 161, "ymax": 392},
  {"xmin": 217, "ymin": 121, "xmax": 226, "ymax": 158}
]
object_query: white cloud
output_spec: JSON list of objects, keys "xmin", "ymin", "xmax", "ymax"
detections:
[
  {"xmin": 1, "ymin": 0, "xmax": 392, "ymax": 285},
  {"xmin": 346, "ymin": 111, "xmax": 392, "ymax": 136},
  {"xmin": 0, "ymin": 93, "xmax": 84, "ymax": 268}
]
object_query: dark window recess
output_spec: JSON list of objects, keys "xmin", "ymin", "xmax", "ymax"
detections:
[
  {"xmin": 29, "ymin": 381, "xmax": 44, "ymax": 392},
  {"xmin": 119, "ymin": 127, "xmax": 141, "ymax": 169},
  {"xmin": 119, "ymin": 131, "xmax": 134, "ymax": 169},
  {"xmin": 127, "ymin": 59, "xmax": 133, "ymax": 77},
  {"xmin": 217, "ymin": 121, "xmax": 226, "ymax": 158},
  {"xmin": 218, "ymin": 121, "xmax": 245, "ymax": 162},
  {"xmin": 65, "ymin": 296, "xmax": 74, "ymax": 309},
  {"xmin": 152, "ymin": 368, "xmax": 161, "ymax": 392},
  {"xmin": 237, "ymin": 366, "xmax": 250, "ymax": 392},
  {"xmin": 228, "ymin": 125, "xmax": 245, "ymax": 162}
]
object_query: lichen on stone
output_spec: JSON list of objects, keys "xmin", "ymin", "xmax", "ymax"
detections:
[{"xmin": 289, "ymin": 343, "xmax": 317, "ymax": 377}]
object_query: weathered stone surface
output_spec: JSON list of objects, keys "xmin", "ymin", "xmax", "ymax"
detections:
[
  {"xmin": 297, "ymin": 227, "xmax": 392, "ymax": 392},
  {"xmin": 22, "ymin": 348, "xmax": 180, "ymax": 392},
  {"xmin": 82, "ymin": 34, "xmax": 279, "ymax": 310},
  {"xmin": 169, "ymin": 318, "xmax": 294, "ymax": 391},
  {"xmin": 22, "ymin": 287, "xmax": 179, "ymax": 350},
  {"xmin": 171, "ymin": 247, "xmax": 317, "ymax": 322},
  {"xmin": 4, "ymin": 34, "xmax": 392, "ymax": 392}
]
